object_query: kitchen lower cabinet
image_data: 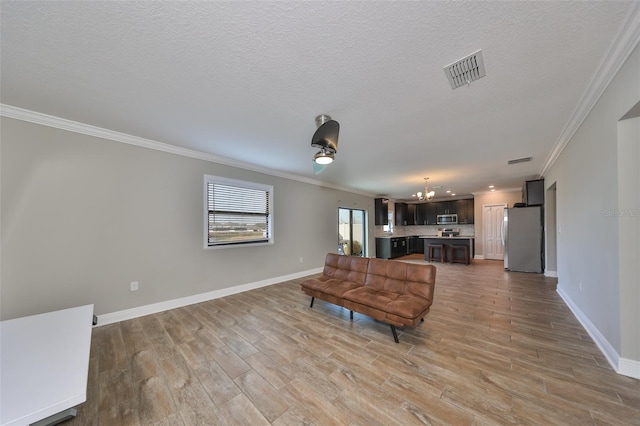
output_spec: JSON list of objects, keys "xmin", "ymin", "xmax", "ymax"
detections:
[
  {"xmin": 409, "ymin": 236, "xmax": 421, "ymax": 254},
  {"xmin": 376, "ymin": 237, "xmax": 409, "ymax": 259},
  {"xmin": 422, "ymin": 237, "xmax": 474, "ymax": 262}
]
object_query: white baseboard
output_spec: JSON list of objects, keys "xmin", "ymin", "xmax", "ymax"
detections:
[
  {"xmin": 545, "ymin": 270, "xmax": 558, "ymax": 278},
  {"xmin": 97, "ymin": 267, "xmax": 323, "ymax": 326},
  {"xmin": 619, "ymin": 357, "xmax": 640, "ymax": 379},
  {"xmin": 557, "ymin": 286, "xmax": 640, "ymax": 379},
  {"xmin": 474, "ymin": 255, "xmax": 485, "ymax": 260}
]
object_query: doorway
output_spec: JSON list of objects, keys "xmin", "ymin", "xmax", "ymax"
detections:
[
  {"xmin": 483, "ymin": 204, "xmax": 506, "ymax": 260},
  {"xmin": 338, "ymin": 208, "xmax": 367, "ymax": 257}
]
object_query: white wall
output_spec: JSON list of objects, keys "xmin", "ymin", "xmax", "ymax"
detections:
[
  {"xmin": 544, "ymin": 43, "xmax": 639, "ymax": 370},
  {"xmin": 0, "ymin": 117, "xmax": 374, "ymax": 320}
]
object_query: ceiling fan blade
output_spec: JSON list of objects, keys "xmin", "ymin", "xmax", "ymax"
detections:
[{"xmin": 311, "ymin": 120, "xmax": 339, "ymax": 152}]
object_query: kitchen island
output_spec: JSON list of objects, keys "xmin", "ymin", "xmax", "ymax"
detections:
[{"xmin": 421, "ymin": 236, "xmax": 475, "ymax": 263}]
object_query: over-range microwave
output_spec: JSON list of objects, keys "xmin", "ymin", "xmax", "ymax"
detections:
[{"xmin": 437, "ymin": 214, "xmax": 458, "ymax": 225}]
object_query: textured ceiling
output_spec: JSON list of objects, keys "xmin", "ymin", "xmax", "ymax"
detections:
[{"xmin": 1, "ymin": 1, "xmax": 637, "ymax": 200}]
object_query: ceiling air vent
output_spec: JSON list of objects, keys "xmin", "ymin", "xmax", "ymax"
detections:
[
  {"xmin": 443, "ymin": 49, "xmax": 486, "ymax": 89},
  {"xmin": 507, "ymin": 156, "xmax": 532, "ymax": 165}
]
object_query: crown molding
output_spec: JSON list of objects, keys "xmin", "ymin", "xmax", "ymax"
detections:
[
  {"xmin": 471, "ymin": 187, "xmax": 521, "ymax": 196},
  {"xmin": 0, "ymin": 104, "xmax": 374, "ymax": 198},
  {"xmin": 539, "ymin": 2, "xmax": 640, "ymax": 177}
]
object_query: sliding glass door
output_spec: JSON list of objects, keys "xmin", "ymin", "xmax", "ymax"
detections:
[{"xmin": 338, "ymin": 208, "xmax": 367, "ymax": 257}]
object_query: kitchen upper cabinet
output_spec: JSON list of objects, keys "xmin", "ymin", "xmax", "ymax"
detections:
[
  {"xmin": 413, "ymin": 200, "xmax": 475, "ymax": 224},
  {"xmin": 375, "ymin": 198, "xmax": 389, "ymax": 225},
  {"xmin": 454, "ymin": 198, "xmax": 475, "ymax": 224},
  {"xmin": 407, "ymin": 204, "xmax": 416, "ymax": 225},
  {"xmin": 426, "ymin": 203, "xmax": 437, "ymax": 224},
  {"xmin": 416, "ymin": 203, "xmax": 427, "ymax": 225},
  {"xmin": 415, "ymin": 203, "xmax": 437, "ymax": 225},
  {"xmin": 523, "ymin": 179, "xmax": 544, "ymax": 206},
  {"xmin": 395, "ymin": 202, "xmax": 408, "ymax": 226},
  {"xmin": 436, "ymin": 201, "xmax": 455, "ymax": 215},
  {"xmin": 395, "ymin": 202, "xmax": 416, "ymax": 226}
]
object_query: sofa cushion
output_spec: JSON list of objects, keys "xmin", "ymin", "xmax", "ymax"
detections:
[
  {"xmin": 321, "ymin": 253, "xmax": 369, "ymax": 285},
  {"xmin": 302, "ymin": 277, "xmax": 362, "ymax": 299},
  {"xmin": 343, "ymin": 287, "xmax": 430, "ymax": 320},
  {"xmin": 364, "ymin": 258, "xmax": 435, "ymax": 302}
]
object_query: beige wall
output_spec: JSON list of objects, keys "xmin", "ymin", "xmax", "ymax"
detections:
[
  {"xmin": 473, "ymin": 190, "xmax": 522, "ymax": 258},
  {"xmin": 1, "ymin": 117, "xmax": 374, "ymax": 320},
  {"xmin": 617, "ymin": 115, "xmax": 639, "ymax": 361},
  {"xmin": 544, "ymin": 43, "xmax": 639, "ymax": 364}
]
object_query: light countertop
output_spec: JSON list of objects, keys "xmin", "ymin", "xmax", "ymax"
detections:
[
  {"xmin": 419, "ymin": 236, "xmax": 475, "ymax": 239},
  {"xmin": 376, "ymin": 235, "xmax": 475, "ymax": 239}
]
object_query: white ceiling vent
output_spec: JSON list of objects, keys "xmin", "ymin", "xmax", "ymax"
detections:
[
  {"xmin": 507, "ymin": 156, "xmax": 532, "ymax": 165},
  {"xmin": 443, "ymin": 49, "xmax": 486, "ymax": 89}
]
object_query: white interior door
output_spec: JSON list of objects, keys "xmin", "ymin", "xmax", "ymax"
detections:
[{"xmin": 483, "ymin": 204, "xmax": 506, "ymax": 260}]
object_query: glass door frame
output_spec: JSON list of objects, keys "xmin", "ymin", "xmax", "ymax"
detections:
[{"xmin": 338, "ymin": 207, "xmax": 367, "ymax": 257}]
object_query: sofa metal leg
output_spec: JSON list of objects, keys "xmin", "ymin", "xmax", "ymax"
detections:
[
  {"xmin": 310, "ymin": 297, "xmax": 314, "ymax": 308},
  {"xmin": 390, "ymin": 325, "xmax": 399, "ymax": 343},
  {"xmin": 421, "ymin": 318, "xmax": 424, "ymax": 322},
  {"xmin": 350, "ymin": 310, "xmax": 353, "ymax": 320}
]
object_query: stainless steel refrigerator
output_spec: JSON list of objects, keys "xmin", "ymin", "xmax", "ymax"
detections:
[{"xmin": 502, "ymin": 206, "xmax": 543, "ymax": 273}]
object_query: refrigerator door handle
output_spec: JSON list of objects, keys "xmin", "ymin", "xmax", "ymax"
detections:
[{"xmin": 501, "ymin": 216, "xmax": 506, "ymax": 246}]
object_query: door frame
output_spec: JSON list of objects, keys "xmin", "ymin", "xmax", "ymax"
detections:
[
  {"xmin": 338, "ymin": 207, "xmax": 368, "ymax": 257},
  {"xmin": 483, "ymin": 203, "xmax": 507, "ymax": 260}
]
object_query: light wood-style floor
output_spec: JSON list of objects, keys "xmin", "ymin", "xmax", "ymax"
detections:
[{"xmin": 69, "ymin": 257, "xmax": 640, "ymax": 425}]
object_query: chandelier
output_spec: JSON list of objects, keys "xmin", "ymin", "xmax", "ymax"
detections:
[{"xmin": 415, "ymin": 177, "xmax": 435, "ymax": 201}]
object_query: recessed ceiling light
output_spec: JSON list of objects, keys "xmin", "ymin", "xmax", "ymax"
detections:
[
  {"xmin": 491, "ymin": 188, "xmax": 495, "ymax": 192},
  {"xmin": 446, "ymin": 190, "xmax": 451, "ymax": 194},
  {"xmin": 451, "ymin": 193, "xmax": 456, "ymax": 196},
  {"xmin": 488, "ymin": 185, "xmax": 494, "ymax": 188}
]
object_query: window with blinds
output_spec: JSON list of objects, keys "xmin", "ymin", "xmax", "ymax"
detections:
[{"xmin": 204, "ymin": 175, "xmax": 273, "ymax": 248}]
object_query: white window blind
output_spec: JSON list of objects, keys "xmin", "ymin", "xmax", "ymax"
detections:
[{"xmin": 205, "ymin": 176, "xmax": 273, "ymax": 247}]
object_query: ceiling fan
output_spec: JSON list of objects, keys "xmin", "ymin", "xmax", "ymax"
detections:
[{"xmin": 311, "ymin": 114, "xmax": 339, "ymax": 174}]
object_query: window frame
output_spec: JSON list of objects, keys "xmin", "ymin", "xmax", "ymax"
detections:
[{"xmin": 203, "ymin": 175, "xmax": 274, "ymax": 250}]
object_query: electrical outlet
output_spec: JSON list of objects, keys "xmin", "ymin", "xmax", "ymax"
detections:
[
  {"xmin": 130, "ymin": 281, "xmax": 139, "ymax": 292},
  {"xmin": 579, "ymin": 281, "xmax": 582, "ymax": 291},
  {"xmin": 299, "ymin": 257, "xmax": 304, "ymax": 263}
]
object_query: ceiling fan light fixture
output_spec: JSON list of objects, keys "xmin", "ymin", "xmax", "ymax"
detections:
[
  {"xmin": 314, "ymin": 149, "xmax": 334, "ymax": 165},
  {"xmin": 310, "ymin": 114, "xmax": 339, "ymax": 172}
]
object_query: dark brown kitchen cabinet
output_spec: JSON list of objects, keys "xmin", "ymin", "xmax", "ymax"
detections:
[
  {"xmin": 436, "ymin": 201, "xmax": 455, "ymax": 215},
  {"xmin": 375, "ymin": 198, "xmax": 389, "ymax": 225},
  {"xmin": 426, "ymin": 203, "xmax": 437, "ymax": 224},
  {"xmin": 376, "ymin": 238, "xmax": 391, "ymax": 259},
  {"xmin": 395, "ymin": 202, "xmax": 408, "ymax": 226},
  {"xmin": 376, "ymin": 237, "xmax": 408, "ymax": 259},
  {"xmin": 523, "ymin": 179, "xmax": 544, "ymax": 206},
  {"xmin": 416, "ymin": 203, "xmax": 437, "ymax": 225},
  {"xmin": 408, "ymin": 236, "xmax": 419, "ymax": 253},
  {"xmin": 407, "ymin": 204, "xmax": 416, "ymax": 225},
  {"xmin": 416, "ymin": 204, "xmax": 427, "ymax": 225},
  {"xmin": 454, "ymin": 198, "xmax": 475, "ymax": 224},
  {"xmin": 395, "ymin": 202, "xmax": 416, "ymax": 226}
]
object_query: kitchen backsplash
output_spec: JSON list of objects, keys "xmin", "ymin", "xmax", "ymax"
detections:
[{"xmin": 375, "ymin": 224, "xmax": 475, "ymax": 238}]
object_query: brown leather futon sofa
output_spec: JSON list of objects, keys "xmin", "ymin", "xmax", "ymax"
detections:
[{"xmin": 301, "ymin": 253, "xmax": 436, "ymax": 343}]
